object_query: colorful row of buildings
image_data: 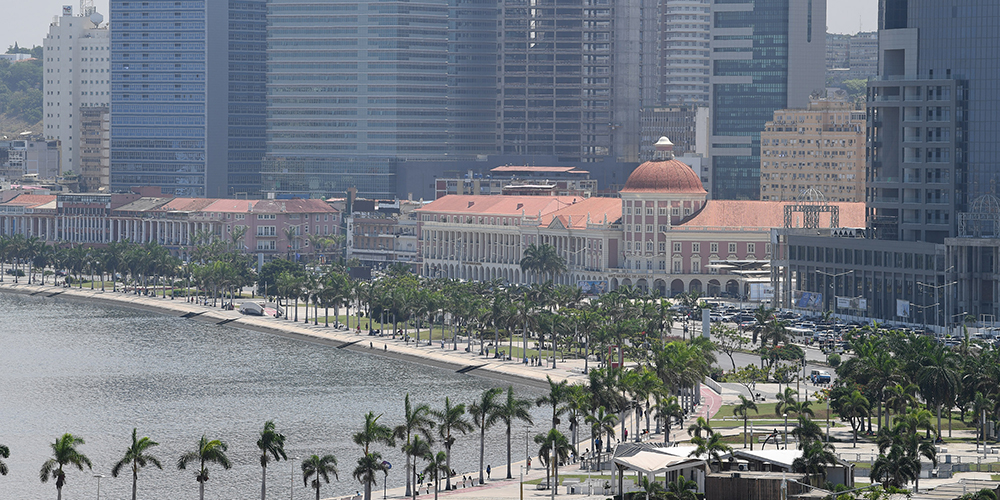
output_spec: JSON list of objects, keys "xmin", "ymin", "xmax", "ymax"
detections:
[{"xmin": 0, "ymin": 139, "xmax": 864, "ymax": 297}]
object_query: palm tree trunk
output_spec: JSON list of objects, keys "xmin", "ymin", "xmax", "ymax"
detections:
[
  {"xmin": 445, "ymin": 443, "xmax": 453, "ymax": 491},
  {"xmin": 261, "ymin": 463, "xmax": 267, "ymax": 500},
  {"xmin": 316, "ymin": 483, "xmax": 321, "ymax": 500},
  {"xmin": 132, "ymin": 472, "xmax": 138, "ymax": 500},
  {"xmin": 57, "ymin": 486, "xmax": 62, "ymax": 500},
  {"xmin": 506, "ymin": 424, "xmax": 513, "ymax": 479},
  {"xmin": 478, "ymin": 426, "xmax": 486, "ymax": 484},
  {"xmin": 199, "ymin": 480, "xmax": 205, "ymax": 500},
  {"xmin": 405, "ymin": 443, "xmax": 412, "ymax": 498}
]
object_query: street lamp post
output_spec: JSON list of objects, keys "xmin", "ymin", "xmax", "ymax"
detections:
[
  {"xmin": 783, "ymin": 413, "xmax": 788, "ymax": 450},
  {"xmin": 290, "ymin": 456, "xmax": 299, "ymax": 500},
  {"xmin": 918, "ymin": 279, "xmax": 957, "ymax": 335},
  {"xmin": 814, "ymin": 269, "xmax": 853, "ymax": 320},
  {"xmin": 94, "ymin": 474, "xmax": 105, "ymax": 500}
]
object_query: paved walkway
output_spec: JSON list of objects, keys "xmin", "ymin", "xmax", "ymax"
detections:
[{"xmin": 9, "ymin": 282, "xmax": 996, "ymax": 499}]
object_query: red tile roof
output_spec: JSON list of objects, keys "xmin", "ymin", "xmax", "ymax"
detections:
[
  {"xmin": 6, "ymin": 194, "xmax": 57, "ymax": 207},
  {"xmin": 158, "ymin": 197, "xmax": 218, "ymax": 212},
  {"xmin": 621, "ymin": 159, "xmax": 706, "ymax": 194},
  {"xmin": 490, "ymin": 166, "xmax": 588, "ymax": 174},
  {"xmin": 541, "ymin": 197, "xmax": 622, "ymax": 229},
  {"xmin": 253, "ymin": 199, "xmax": 338, "ymax": 214},
  {"xmin": 417, "ymin": 195, "xmax": 583, "ymax": 217},
  {"xmin": 202, "ymin": 199, "xmax": 259, "ymax": 213},
  {"xmin": 676, "ymin": 201, "xmax": 866, "ymax": 230}
]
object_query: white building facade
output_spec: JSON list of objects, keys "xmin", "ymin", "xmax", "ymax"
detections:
[{"xmin": 42, "ymin": 5, "xmax": 110, "ymax": 176}]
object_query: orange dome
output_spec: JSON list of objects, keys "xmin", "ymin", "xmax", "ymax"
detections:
[{"xmin": 621, "ymin": 159, "xmax": 706, "ymax": 194}]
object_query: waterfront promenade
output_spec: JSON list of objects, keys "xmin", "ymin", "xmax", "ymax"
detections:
[{"xmin": 5, "ymin": 282, "xmax": 995, "ymax": 500}]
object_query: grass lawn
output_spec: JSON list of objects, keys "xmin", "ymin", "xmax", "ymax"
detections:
[{"xmin": 714, "ymin": 402, "xmax": 835, "ymax": 422}]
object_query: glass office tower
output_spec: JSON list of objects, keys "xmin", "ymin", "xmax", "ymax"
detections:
[
  {"xmin": 262, "ymin": 0, "xmax": 466, "ymax": 199},
  {"xmin": 708, "ymin": 0, "xmax": 825, "ymax": 200},
  {"xmin": 109, "ymin": 0, "xmax": 266, "ymax": 197}
]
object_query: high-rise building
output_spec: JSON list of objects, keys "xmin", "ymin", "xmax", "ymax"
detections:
[
  {"xmin": 78, "ymin": 106, "xmax": 109, "ymax": 192},
  {"xmin": 109, "ymin": 0, "xmax": 266, "ymax": 197},
  {"xmin": 826, "ymin": 33, "xmax": 850, "ymax": 71},
  {"xmin": 708, "ymin": 0, "xmax": 826, "ymax": 200},
  {"xmin": 42, "ymin": 4, "xmax": 109, "ymax": 176},
  {"xmin": 263, "ymin": 0, "xmax": 658, "ymax": 199},
  {"xmin": 261, "ymin": 0, "xmax": 460, "ymax": 199},
  {"xmin": 498, "ymin": 0, "xmax": 650, "ymax": 164},
  {"xmin": 778, "ymin": 0, "xmax": 1000, "ymax": 329},
  {"xmin": 847, "ymin": 32, "xmax": 878, "ymax": 80},
  {"xmin": 660, "ymin": 0, "xmax": 711, "ymax": 105},
  {"xmin": 760, "ymin": 99, "xmax": 866, "ymax": 202}
]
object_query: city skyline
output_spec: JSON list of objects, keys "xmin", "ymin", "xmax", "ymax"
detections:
[{"xmin": 7, "ymin": 0, "xmax": 878, "ymax": 57}]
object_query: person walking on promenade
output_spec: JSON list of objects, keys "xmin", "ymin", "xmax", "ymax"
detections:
[{"xmin": 486, "ymin": 464, "xmax": 491, "ymax": 480}]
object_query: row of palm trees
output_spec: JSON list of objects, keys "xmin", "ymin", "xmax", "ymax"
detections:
[
  {"xmin": 0, "ymin": 329, "xmax": 718, "ymax": 500},
  {"xmin": 819, "ymin": 326, "xmax": 1000, "ymax": 490}
]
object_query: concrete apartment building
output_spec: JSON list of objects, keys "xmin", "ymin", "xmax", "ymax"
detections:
[
  {"xmin": 708, "ymin": 0, "xmax": 827, "ymax": 200},
  {"xmin": 42, "ymin": 4, "xmax": 109, "ymax": 176},
  {"xmin": 78, "ymin": 106, "xmax": 110, "ymax": 192},
  {"xmin": 760, "ymin": 99, "xmax": 866, "ymax": 202},
  {"xmin": 660, "ymin": 0, "xmax": 711, "ymax": 105}
]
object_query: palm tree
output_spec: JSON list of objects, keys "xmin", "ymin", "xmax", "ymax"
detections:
[
  {"xmin": 689, "ymin": 431, "xmax": 731, "ymax": 472},
  {"xmin": 535, "ymin": 429, "xmax": 573, "ymax": 493},
  {"xmin": 40, "ymin": 433, "xmax": 92, "ymax": 500},
  {"xmin": 432, "ymin": 397, "xmax": 472, "ymax": 491},
  {"xmin": 664, "ymin": 474, "xmax": 698, "ymax": 500},
  {"xmin": 422, "ymin": 451, "xmax": 450, "ymax": 500},
  {"xmin": 654, "ymin": 395, "xmax": 683, "ymax": 444},
  {"xmin": 469, "ymin": 387, "xmax": 503, "ymax": 484},
  {"xmin": 519, "ymin": 243, "xmax": 566, "ymax": 284},
  {"xmin": 733, "ymin": 395, "xmax": 758, "ymax": 449},
  {"xmin": 177, "ymin": 435, "xmax": 232, "ymax": 500},
  {"xmin": 302, "ymin": 454, "xmax": 338, "ymax": 500},
  {"xmin": 497, "ymin": 386, "xmax": 534, "ymax": 479},
  {"xmin": 257, "ymin": 420, "xmax": 287, "ymax": 500},
  {"xmin": 111, "ymin": 429, "xmax": 163, "ymax": 500},
  {"xmin": 792, "ymin": 438, "xmax": 837, "ymax": 486},
  {"xmin": 0, "ymin": 443, "xmax": 8, "ymax": 476},
  {"xmin": 394, "ymin": 394, "xmax": 435, "ymax": 497},
  {"xmin": 353, "ymin": 452, "xmax": 388, "ymax": 500},
  {"xmin": 585, "ymin": 406, "xmax": 617, "ymax": 470},
  {"xmin": 404, "ymin": 436, "xmax": 432, "ymax": 500},
  {"xmin": 353, "ymin": 412, "xmax": 395, "ymax": 500},
  {"xmin": 836, "ymin": 390, "xmax": 870, "ymax": 447},
  {"xmin": 536, "ymin": 376, "xmax": 570, "ymax": 434},
  {"xmin": 917, "ymin": 344, "xmax": 960, "ymax": 438},
  {"xmin": 686, "ymin": 416, "xmax": 713, "ymax": 439},
  {"xmin": 639, "ymin": 476, "xmax": 668, "ymax": 500},
  {"xmin": 774, "ymin": 387, "xmax": 798, "ymax": 449}
]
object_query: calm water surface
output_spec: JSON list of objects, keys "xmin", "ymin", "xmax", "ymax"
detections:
[{"xmin": 0, "ymin": 293, "xmax": 547, "ymax": 500}]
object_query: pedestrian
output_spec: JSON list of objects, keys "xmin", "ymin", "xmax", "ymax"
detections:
[
  {"xmin": 624, "ymin": 428, "xmax": 628, "ymax": 441},
  {"xmin": 384, "ymin": 344, "xmax": 387, "ymax": 351},
  {"xmin": 486, "ymin": 464, "xmax": 491, "ymax": 479},
  {"xmin": 369, "ymin": 341, "xmax": 373, "ymax": 349},
  {"xmin": 527, "ymin": 457, "xmax": 531, "ymax": 469}
]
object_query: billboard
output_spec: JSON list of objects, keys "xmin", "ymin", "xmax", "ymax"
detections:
[
  {"xmin": 748, "ymin": 283, "xmax": 775, "ymax": 301},
  {"xmin": 896, "ymin": 299, "xmax": 911, "ymax": 318},
  {"xmin": 836, "ymin": 296, "xmax": 868, "ymax": 310},
  {"xmin": 792, "ymin": 290, "xmax": 823, "ymax": 310},
  {"xmin": 578, "ymin": 280, "xmax": 609, "ymax": 295},
  {"xmin": 63, "ymin": 5, "xmax": 73, "ymax": 16}
]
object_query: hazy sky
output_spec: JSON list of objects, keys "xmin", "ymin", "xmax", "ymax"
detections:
[{"xmin": 4, "ymin": 0, "xmax": 877, "ymax": 55}]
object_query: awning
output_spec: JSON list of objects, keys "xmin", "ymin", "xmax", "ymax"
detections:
[{"xmin": 612, "ymin": 443, "xmax": 706, "ymax": 475}]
